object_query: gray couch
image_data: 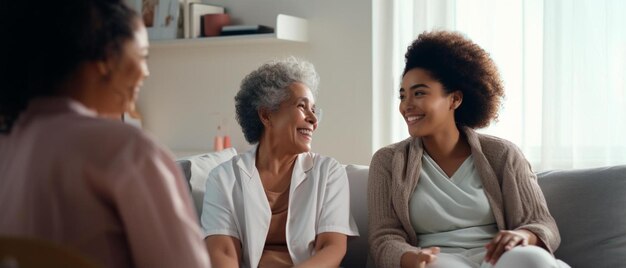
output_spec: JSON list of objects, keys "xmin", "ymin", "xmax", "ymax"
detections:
[
  {"xmin": 343, "ymin": 164, "xmax": 626, "ymax": 268},
  {"xmin": 178, "ymin": 152, "xmax": 626, "ymax": 267}
]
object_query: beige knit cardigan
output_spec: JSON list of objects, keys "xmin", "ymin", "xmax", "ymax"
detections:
[{"xmin": 367, "ymin": 127, "xmax": 560, "ymax": 268}]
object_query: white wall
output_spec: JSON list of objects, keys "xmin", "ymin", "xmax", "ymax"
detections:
[{"xmin": 138, "ymin": 0, "xmax": 373, "ymax": 165}]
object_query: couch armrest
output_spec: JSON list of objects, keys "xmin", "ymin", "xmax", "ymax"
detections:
[{"xmin": 538, "ymin": 165, "xmax": 626, "ymax": 268}]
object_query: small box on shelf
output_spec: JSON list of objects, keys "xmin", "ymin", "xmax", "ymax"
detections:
[
  {"xmin": 202, "ymin": 13, "xmax": 231, "ymax": 37},
  {"xmin": 220, "ymin": 25, "xmax": 274, "ymax": 36}
]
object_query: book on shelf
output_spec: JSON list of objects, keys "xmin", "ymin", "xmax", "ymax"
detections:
[
  {"xmin": 220, "ymin": 25, "xmax": 274, "ymax": 36},
  {"xmin": 182, "ymin": 0, "xmax": 224, "ymax": 38},
  {"xmin": 190, "ymin": 3, "xmax": 224, "ymax": 38}
]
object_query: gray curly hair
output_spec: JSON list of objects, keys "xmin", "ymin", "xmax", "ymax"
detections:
[{"xmin": 235, "ymin": 57, "xmax": 320, "ymax": 144}]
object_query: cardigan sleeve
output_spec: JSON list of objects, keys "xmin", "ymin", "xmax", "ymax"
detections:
[
  {"xmin": 502, "ymin": 145, "xmax": 561, "ymax": 254},
  {"xmin": 368, "ymin": 147, "xmax": 420, "ymax": 267}
]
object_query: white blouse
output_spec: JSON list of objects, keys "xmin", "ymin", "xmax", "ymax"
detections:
[
  {"xmin": 409, "ymin": 153, "xmax": 498, "ymax": 249},
  {"xmin": 201, "ymin": 146, "xmax": 359, "ymax": 268}
]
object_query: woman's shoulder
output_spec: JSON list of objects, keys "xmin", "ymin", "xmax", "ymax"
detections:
[
  {"xmin": 33, "ymin": 116, "xmax": 173, "ymax": 186},
  {"xmin": 474, "ymin": 132, "xmax": 524, "ymax": 157},
  {"xmin": 470, "ymin": 131, "xmax": 529, "ymax": 170},
  {"xmin": 62, "ymin": 117, "xmax": 166, "ymax": 167},
  {"xmin": 82, "ymin": 117, "xmax": 159, "ymax": 151},
  {"xmin": 370, "ymin": 137, "xmax": 414, "ymax": 166},
  {"xmin": 307, "ymin": 152, "xmax": 343, "ymax": 172},
  {"xmin": 209, "ymin": 156, "xmax": 238, "ymax": 176}
]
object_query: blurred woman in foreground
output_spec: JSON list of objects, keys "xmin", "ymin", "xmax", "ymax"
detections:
[{"xmin": 0, "ymin": 0, "xmax": 209, "ymax": 267}]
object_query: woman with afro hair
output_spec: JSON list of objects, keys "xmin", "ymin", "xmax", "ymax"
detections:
[{"xmin": 368, "ymin": 31, "xmax": 569, "ymax": 268}]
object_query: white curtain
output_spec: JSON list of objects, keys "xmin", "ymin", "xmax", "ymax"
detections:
[{"xmin": 374, "ymin": 0, "xmax": 626, "ymax": 170}]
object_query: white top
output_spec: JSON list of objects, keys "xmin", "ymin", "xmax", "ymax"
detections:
[
  {"xmin": 0, "ymin": 98, "xmax": 209, "ymax": 268},
  {"xmin": 201, "ymin": 146, "xmax": 359, "ymax": 268},
  {"xmin": 409, "ymin": 153, "xmax": 498, "ymax": 249}
]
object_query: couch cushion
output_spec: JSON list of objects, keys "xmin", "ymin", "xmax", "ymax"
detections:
[
  {"xmin": 177, "ymin": 160, "xmax": 192, "ymax": 191},
  {"xmin": 342, "ymin": 164, "xmax": 372, "ymax": 268},
  {"xmin": 538, "ymin": 165, "xmax": 626, "ymax": 268},
  {"xmin": 176, "ymin": 148, "xmax": 237, "ymax": 217}
]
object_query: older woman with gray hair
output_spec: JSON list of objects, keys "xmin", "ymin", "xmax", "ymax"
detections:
[{"xmin": 200, "ymin": 57, "xmax": 359, "ymax": 268}]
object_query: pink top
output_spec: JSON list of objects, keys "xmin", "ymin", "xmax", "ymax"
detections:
[{"xmin": 0, "ymin": 98, "xmax": 209, "ymax": 268}]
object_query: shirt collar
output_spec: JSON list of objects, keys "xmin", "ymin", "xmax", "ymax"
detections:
[{"xmin": 236, "ymin": 144, "xmax": 314, "ymax": 183}]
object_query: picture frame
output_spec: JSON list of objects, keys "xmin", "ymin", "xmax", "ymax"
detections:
[{"xmin": 129, "ymin": 0, "xmax": 180, "ymax": 40}]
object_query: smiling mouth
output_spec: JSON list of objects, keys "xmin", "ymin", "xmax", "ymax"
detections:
[
  {"xmin": 406, "ymin": 115, "xmax": 424, "ymax": 123},
  {"xmin": 297, "ymin": 128, "xmax": 313, "ymax": 138}
]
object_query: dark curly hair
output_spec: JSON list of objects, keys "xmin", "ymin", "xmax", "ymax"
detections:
[
  {"xmin": 403, "ymin": 31, "xmax": 505, "ymax": 129},
  {"xmin": 0, "ymin": 0, "xmax": 138, "ymax": 133}
]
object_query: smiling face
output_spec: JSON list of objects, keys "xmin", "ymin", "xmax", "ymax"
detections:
[
  {"xmin": 399, "ymin": 68, "xmax": 462, "ymax": 138},
  {"xmin": 264, "ymin": 82, "xmax": 318, "ymax": 154},
  {"xmin": 99, "ymin": 21, "xmax": 150, "ymax": 115}
]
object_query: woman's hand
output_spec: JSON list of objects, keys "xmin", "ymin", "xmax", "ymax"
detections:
[
  {"xmin": 484, "ymin": 229, "xmax": 536, "ymax": 265},
  {"xmin": 401, "ymin": 247, "xmax": 440, "ymax": 268},
  {"xmin": 416, "ymin": 247, "xmax": 440, "ymax": 268}
]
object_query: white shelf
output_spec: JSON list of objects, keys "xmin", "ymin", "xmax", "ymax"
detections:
[{"xmin": 151, "ymin": 14, "xmax": 307, "ymax": 49}]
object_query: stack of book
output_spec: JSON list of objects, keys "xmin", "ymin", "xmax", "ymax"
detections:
[
  {"xmin": 182, "ymin": 0, "xmax": 224, "ymax": 38},
  {"xmin": 180, "ymin": 0, "xmax": 276, "ymax": 38}
]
